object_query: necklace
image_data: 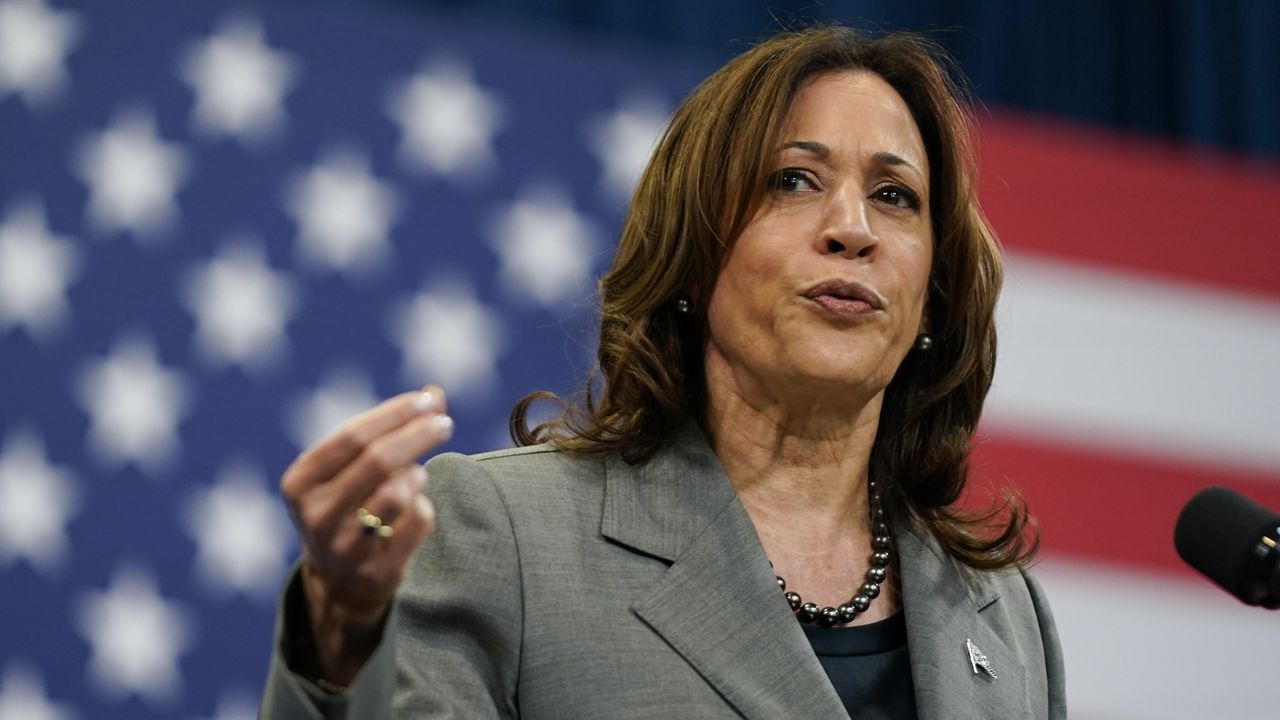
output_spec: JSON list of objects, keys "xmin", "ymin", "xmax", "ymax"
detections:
[{"xmin": 774, "ymin": 478, "xmax": 891, "ymax": 627}]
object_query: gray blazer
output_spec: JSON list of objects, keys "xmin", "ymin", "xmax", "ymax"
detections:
[{"xmin": 261, "ymin": 423, "xmax": 1066, "ymax": 719}]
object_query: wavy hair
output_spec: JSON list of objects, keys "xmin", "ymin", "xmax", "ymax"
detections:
[{"xmin": 511, "ymin": 25, "xmax": 1036, "ymax": 570}]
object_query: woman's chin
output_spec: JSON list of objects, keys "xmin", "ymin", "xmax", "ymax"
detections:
[
  {"xmin": 774, "ymin": 369, "xmax": 888, "ymax": 410},
  {"xmin": 779, "ymin": 352, "xmax": 893, "ymax": 393}
]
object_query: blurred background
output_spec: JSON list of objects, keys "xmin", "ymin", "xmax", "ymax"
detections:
[{"xmin": 0, "ymin": 0, "xmax": 1277, "ymax": 718}]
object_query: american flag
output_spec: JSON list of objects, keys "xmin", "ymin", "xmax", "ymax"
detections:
[{"xmin": 0, "ymin": 1, "xmax": 1275, "ymax": 718}]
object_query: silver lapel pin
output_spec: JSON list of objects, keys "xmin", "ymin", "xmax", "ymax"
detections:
[{"xmin": 965, "ymin": 638, "xmax": 998, "ymax": 679}]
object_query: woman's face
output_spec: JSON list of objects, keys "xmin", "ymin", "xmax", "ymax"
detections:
[{"xmin": 705, "ymin": 70, "xmax": 933, "ymax": 408}]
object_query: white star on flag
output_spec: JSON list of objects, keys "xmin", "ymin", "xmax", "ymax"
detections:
[
  {"xmin": 75, "ymin": 564, "xmax": 193, "ymax": 705},
  {"xmin": 75, "ymin": 333, "xmax": 192, "ymax": 475},
  {"xmin": 0, "ymin": 661, "xmax": 74, "ymax": 720},
  {"xmin": 195, "ymin": 690, "xmax": 257, "ymax": 720},
  {"xmin": 586, "ymin": 91, "xmax": 670, "ymax": 200},
  {"xmin": 386, "ymin": 58, "xmax": 504, "ymax": 180},
  {"xmin": 487, "ymin": 185, "xmax": 598, "ymax": 307},
  {"xmin": 0, "ymin": 428, "xmax": 78, "ymax": 574},
  {"xmin": 0, "ymin": 0, "xmax": 79, "ymax": 108},
  {"xmin": 73, "ymin": 106, "xmax": 189, "ymax": 241},
  {"xmin": 178, "ymin": 15, "xmax": 296, "ymax": 144},
  {"xmin": 184, "ymin": 459, "xmax": 293, "ymax": 601},
  {"xmin": 182, "ymin": 237, "xmax": 298, "ymax": 375},
  {"xmin": 389, "ymin": 280, "xmax": 505, "ymax": 398},
  {"xmin": 0, "ymin": 198, "xmax": 81, "ymax": 341},
  {"xmin": 286, "ymin": 366, "xmax": 379, "ymax": 450},
  {"xmin": 284, "ymin": 147, "xmax": 400, "ymax": 277}
]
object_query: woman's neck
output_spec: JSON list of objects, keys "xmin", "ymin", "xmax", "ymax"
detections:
[
  {"xmin": 700, "ymin": 345, "xmax": 902, "ymax": 619},
  {"xmin": 702, "ymin": 352, "xmax": 884, "ymax": 540}
]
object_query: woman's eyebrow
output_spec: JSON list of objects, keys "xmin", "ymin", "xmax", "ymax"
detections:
[
  {"xmin": 872, "ymin": 151, "xmax": 924, "ymax": 181},
  {"xmin": 778, "ymin": 140, "xmax": 829, "ymax": 158},
  {"xmin": 779, "ymin": 143, "xmax": 924, "ymax": 181}
]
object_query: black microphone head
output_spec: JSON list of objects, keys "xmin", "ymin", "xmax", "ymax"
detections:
[{"xmin": 1174, "ymin": 486, "xmax": 1280, "ymax": 605}]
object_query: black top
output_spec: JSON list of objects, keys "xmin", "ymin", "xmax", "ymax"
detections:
[{"xmin": 801, "ymin": 613, "xmax": 918, "ymax": 719}]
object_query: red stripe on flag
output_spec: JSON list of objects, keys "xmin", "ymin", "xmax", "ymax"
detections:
[
  {"xmin": 967, "ymin": 432, "xmax": 1280, "ymax": 579},
  {"xmin": 977, "ymin": 111, "xmax": 1280, "ymax": 299}
]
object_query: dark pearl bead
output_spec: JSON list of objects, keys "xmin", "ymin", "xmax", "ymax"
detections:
[
  {"xmin": 867, "ymin": 480, "xmax": 878, "ymax": 493},
  {"xmin": 800, "ymin": 603, "xmax": 820, "ymax": 622},
  {"xmin": 873, "ymin": 522, "xmax": 889, "ymax": 536},
  {"xmin": 868, "ymin": 566, "xmax": 887, "ymax": 583},
  {"xmin": 785, "ymin": 591, "xmax": 802, "ymax": 610},
  {"xmin": 851, "ymin": 595, "xmax": 871, "ymax": 612},
  {"xmin": 872, "ymin": 535, "xmax": 891, "ymax": 550},
  {"xmin": 838, "ymin": 604, "xmax": 857, "ymax": 622},
  {"xmin": 861, "ymin": 581, "xmax": 880, "ymax": 599},
  {"xmin": 818, "ymin": 607, "xmax": 839, "ymax": 626},
  {"xmin": 871, "ymin": 551, "xmax": 891, "ymax": 567},
  {"xmin": 776, "ymin": 576, "xmax": 786, "ymax": 590},
  {"xmin": 870, "ymin": 506, "xmax": 885, "ymax": 521}
]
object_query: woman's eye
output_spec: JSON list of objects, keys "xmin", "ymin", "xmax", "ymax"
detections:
[
  {"xmin": 872, "ymin": 185, "xmax": 921, "ymax": 210},
  {"xmin": 771, "ymin": 168, "xmax": 818, "ymax": 193}
]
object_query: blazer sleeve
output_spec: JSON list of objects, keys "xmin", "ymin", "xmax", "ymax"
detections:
[
  {"xmin": 258, "ymin": 568, "xmax": 396, "ymax": 720},
  {"xmin": 1022, "ymin": 567, "xmax": 1067, "ymax": 720},
  {"xmin": 259, "ymin": 452, "xmax": 524, "ymax": 719}
]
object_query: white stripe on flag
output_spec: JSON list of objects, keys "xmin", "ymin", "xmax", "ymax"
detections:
[
  {"xmin": 986, "ymin": 253, "xmax": 1280, "ymax": 475},
  {"xmin": 1036, "ymin": 557, "xmax": 1271, "ymax": 719}
]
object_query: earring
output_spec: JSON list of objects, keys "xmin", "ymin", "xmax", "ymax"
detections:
[
  {"xmin": 913, "ymin": 333, "xmax": 933, "ymax": 351},
  {"xmin": 676, "ymin": 297, "xmax": 692, "ymax": 315}
]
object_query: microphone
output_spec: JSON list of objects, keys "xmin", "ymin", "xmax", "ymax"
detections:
[{"xmin": 1174, "ymin": 486, "xmax": 1280, "ymax": 609}]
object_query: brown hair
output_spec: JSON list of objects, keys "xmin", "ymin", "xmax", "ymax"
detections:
[{"xmin": 511, "ymin": 25, "xmax": 1036, "ymax": 570}]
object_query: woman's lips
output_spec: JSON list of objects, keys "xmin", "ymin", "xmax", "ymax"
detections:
[
  {"xmin": 801, "ymin": 279, "xmax": 886, "ymax": 310},
  {"xmin": 806, "ymin": 294, "xmax": 878, "ymax": 317}
]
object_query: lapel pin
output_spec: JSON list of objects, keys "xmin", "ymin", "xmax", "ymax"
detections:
[{"xmin": 965, "ymin": 638, "xmax": 998, "ymax": 680}]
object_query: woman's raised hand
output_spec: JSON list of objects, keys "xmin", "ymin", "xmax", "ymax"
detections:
[{"xmin": 279, "ymin": 386, "xmax": 452, "ymax": 686}]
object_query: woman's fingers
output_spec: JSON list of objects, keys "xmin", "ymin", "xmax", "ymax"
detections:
[
  {"xmin": 281, "ymin": 386, "xmax": 448, "ymax": 501},
  {"xmin": 311, "ymin": 467, "xmax": 436, "ymax": 614},
  {"xmin": 329, "ymin": 465, "xmax": 429, "ymax": 557},
  {"xmin": 376, "ymin": 493, "xmax": 436, "ymax": 581},
  {"xmin": 352, "ymin": 486, "xmax": 437, "ymax": 585},
  {"xmin": 301, "ymin": 411, "xmax": 452, "ymax": 540}
]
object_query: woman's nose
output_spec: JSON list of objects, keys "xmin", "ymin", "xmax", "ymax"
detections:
[{"xmin": 817, "ymin": 192, "xmax": 878, "ymax": 260}]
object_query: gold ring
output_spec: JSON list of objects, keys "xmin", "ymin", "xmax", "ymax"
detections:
[{"xmin": 356, "ymin": 507, "xmax": 394, "ymax": 538}]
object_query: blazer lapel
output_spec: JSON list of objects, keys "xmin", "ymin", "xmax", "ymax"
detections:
[
  {"xmin": 602, "ymin": 423, "xmax": 848, "ymax": 720},
  {"xmin": 896, "ymin": 519, "xmax": 1030, "ymax": 720}
]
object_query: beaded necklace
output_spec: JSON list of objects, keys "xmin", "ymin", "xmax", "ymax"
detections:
[{"xmin": 774, "ymin": 479, "xmax": 891, "ymax": 627}]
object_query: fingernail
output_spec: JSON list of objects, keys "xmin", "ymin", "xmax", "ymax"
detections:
[
  {"xmin": 435, "ymin": 415, "xmax": 454, "ymax": 438},
  {"xmin": 413, "ymin": 390, "xmax": 439, "ymax": 413}
]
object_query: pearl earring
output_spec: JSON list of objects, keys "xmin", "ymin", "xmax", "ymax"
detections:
[
  {"xmin": 913, "ymin": 333, "xmax": 933, "ymax": 351},
  {"xmin": 676, "ymin": 298, "xmax": 692, "ymax": 314}
]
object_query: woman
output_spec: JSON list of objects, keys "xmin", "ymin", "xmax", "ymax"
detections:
[{"xmin": 261, "ymin": 25, "xmax": 1065, "ymax": 719}]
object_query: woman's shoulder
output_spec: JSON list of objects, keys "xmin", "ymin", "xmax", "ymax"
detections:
[
  {"xmin": 424, "ymin": 443, "xmax": 609, "ymax": 501},
  {"xmin": 420, "ymin": 444, "xmax": 618, "ymax": 554}
]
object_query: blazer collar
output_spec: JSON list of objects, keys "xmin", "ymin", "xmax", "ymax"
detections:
[
  {"xmin": 600, "ymin": 420, "xmax": 738, "ymax": 563},
  {"xmin": 602, "ymin": 421, "xmax": 849, "ymax": 719},
  {"xmin": 600, "ymin": 421, "xmax": 1028, "ymax": 719},
  {"xmin": 896, "ymin": 519, "xmax": 1031, "ymax": 719}
]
